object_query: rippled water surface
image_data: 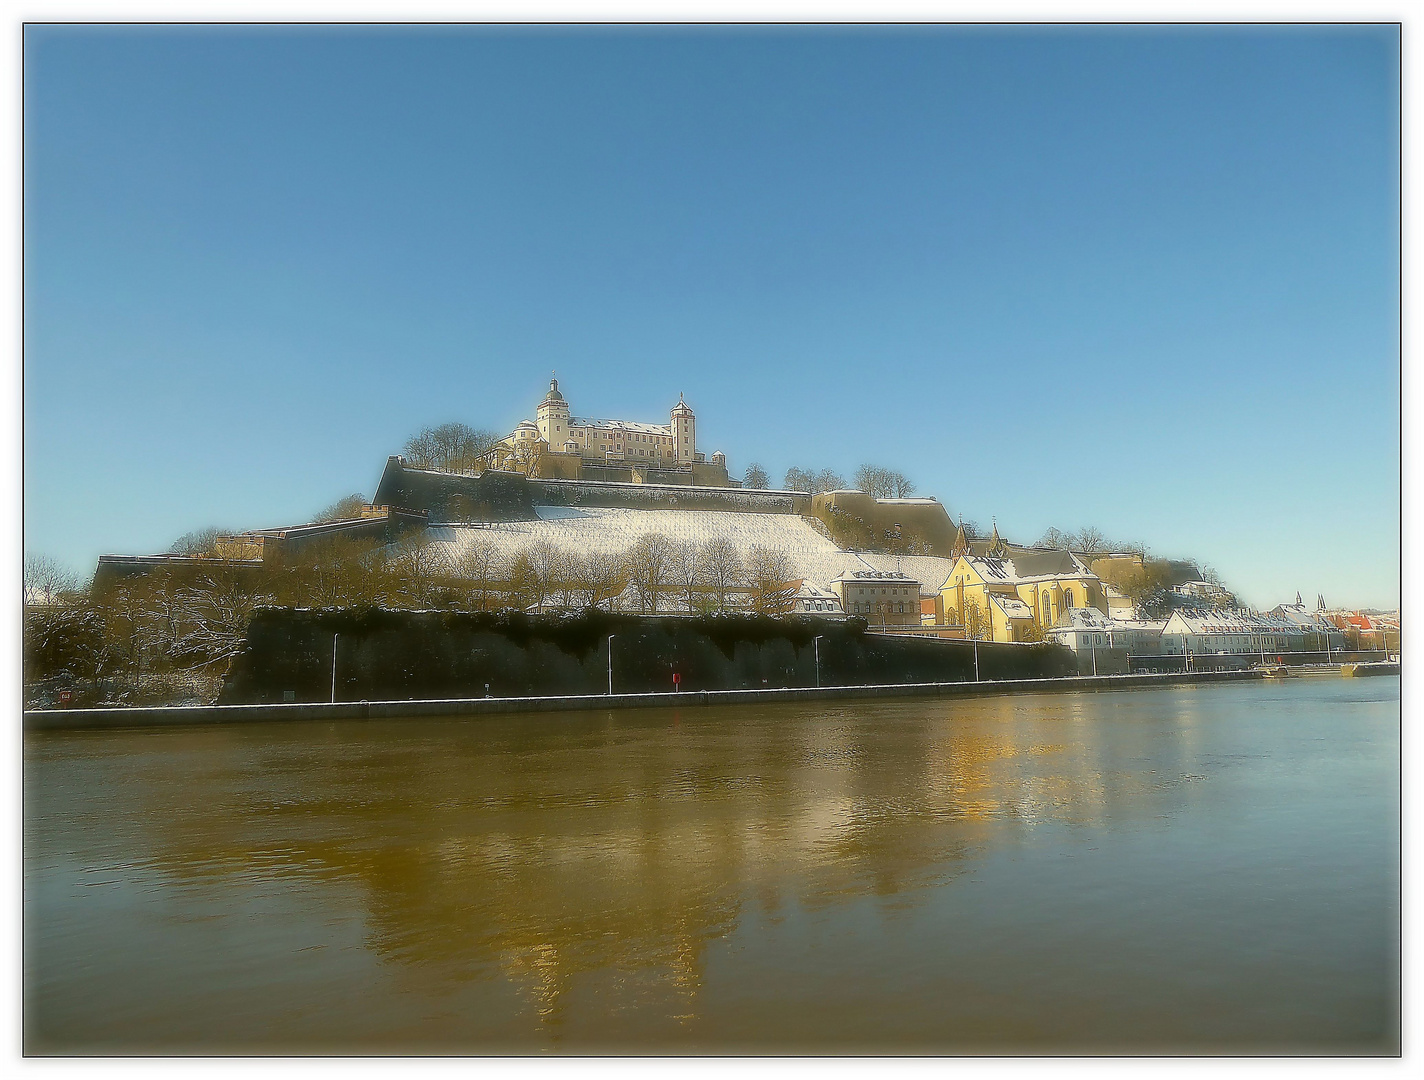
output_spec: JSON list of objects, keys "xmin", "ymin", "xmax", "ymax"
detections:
[{"xmin": 24, "ymin": 677, "xmax": 1399, "ymax": 1053}]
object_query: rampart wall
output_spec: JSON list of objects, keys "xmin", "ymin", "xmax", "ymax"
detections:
[{"xmin": 218, "ymin": 608, "xmax": 1077, "ymax": 704}]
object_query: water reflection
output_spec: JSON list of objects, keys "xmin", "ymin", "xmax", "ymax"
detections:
[{"xmin": 24, "ymin": 680, "xmax": 1399, "ymax": 1052}]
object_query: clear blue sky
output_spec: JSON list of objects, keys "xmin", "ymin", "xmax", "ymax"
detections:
[{"xmin": 23, "ymin": 26, "xmax": 1400, "ymax": 609}]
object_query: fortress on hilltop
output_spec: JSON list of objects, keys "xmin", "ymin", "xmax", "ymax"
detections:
[{"xmin": 481, "ymin": 378, "xmax": 735, "ymax": 488}]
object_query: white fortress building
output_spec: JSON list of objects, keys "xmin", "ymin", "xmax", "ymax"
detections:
[{"xmin": 487, "ymin": 378, "xmax": 733, "ymax": 486}]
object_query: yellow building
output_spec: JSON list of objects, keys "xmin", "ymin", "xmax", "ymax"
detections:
[{"xmin": 940, "ymin": 548, "xmax": 1109, "ymax": 643}]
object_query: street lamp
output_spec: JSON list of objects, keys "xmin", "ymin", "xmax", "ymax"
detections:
[
  {"xmin": 607, "ymin": 634, "xmax": 615, "ymax": 696},
  {"xmin": 813, "ymin": 636, "xmax": 824, "ymax": 688},
  {"xmin": 331, "ymin": 633, "xmax": 339, "ymax": 704}
]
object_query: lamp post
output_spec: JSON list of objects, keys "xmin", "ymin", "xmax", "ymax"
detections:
[
  {"xmin": 330, "ymin": 633, "xmax": 339, "ymax": 704},
  {"xmin": 973, "ymin": 634, "xmax": 980, "ymax": 682},
  {"xmin": 607, "ymin": 634, "xmax": 615, "ymax": 696},
  {"xmin": 813, "ymin": 636, "xmax": 824, "ymax": 688}
]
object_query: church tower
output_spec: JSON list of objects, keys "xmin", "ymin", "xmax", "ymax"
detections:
[
  {"xmin": 536, "ymin": 376, "xmax": 570, "ymax": 449},
  {"xmin": 671, "ymin": 394, "xmax": 695, "ymax": 463},
  {"xmin": 951, "ymin": 518, "xmax": 971, "ymax": 560},
  {"xmin": 986, "ymin": 520, "xmax": 1009, "ymax": 559}
]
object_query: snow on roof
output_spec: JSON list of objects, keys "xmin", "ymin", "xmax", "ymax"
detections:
[
  {"xmin": 570, "ymin": 416, "xmax": 673, "ymax": 436},
  {"xmin": 988, "ymin": 594, "xmax": 1033, "ymax": 620},
  {"xmin": 857, "ymin": 553, "xmax": 956, "ymax": 594},
  {"xmin": 962, "ymin": 552, "xmax": 1094, "ymax": 585},
  {"xmin": 428, "ymin": 506, "xmax": 875, "ymax": 589},
  {"xmin": 967, "ymin": 556, "xmax": 1014, "ymax": 581},
  {"xmin": 1047, "ymin": 612, "xmax": 1166, "ymax": 637},
  {"xmin": 1053, "ymin": 607, "xmax": 1114, "ymax": 630},
  {"xmin": 1165, "ymin": 609, "xmax": 1305, "ymax": 634},
  {"xmin": 829, "ymin": 569, "xmax": 920, "ymax": 585},
  {"xmin": 1271, "ymin": 603, "xmax": 1339, "ymax": 631}
]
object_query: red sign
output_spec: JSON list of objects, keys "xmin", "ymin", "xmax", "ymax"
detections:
[
  {"xmin": 57, "ymin": 690, "xmax": 72, "ymax": 705},
  {"xmin": 672, "ymin": 672, "xmax": 681, "ymax": 686}
]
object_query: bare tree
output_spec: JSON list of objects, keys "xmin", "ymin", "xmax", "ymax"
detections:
[
  {"xmin": 169, "ymin": 527, "xmax": 227, "ymax": 556},
  {"xmin": 273, "ymin": 535, "xmax": 389, "ymax": 608},
  {"xmin": 626, "ymin": 533, "xmax": 674, "ymax": 613},
  {"xmin": 1036, "ymin": 527, "xmax": 1072, "ymax": 550},
  {"xmin": 1036, "ymin": 525, "xmax": 1123, "ymax": 555},
  {"xmin": 699, "ymin": 536, "xmax": 743, "ymax": 612},
  {"xmin": 742, "ymin": 462, "xmax": 770, "ymax": 489},
  {"xmin": 854, "ymin": 464, "xmax": 914, "ymax": 499},
  {"xmin": 388, "ymin": 534, "xmax": 453, "ymax": 608},
  {"xmin": 506, "ymin": 549, "xmax": 537, "ymax": 611},
  {"xmin": 1018, "ymin": 616, "xmax": 1048, "ymax": 643},
  {"xmin": 24, "ymin": 554, "xmax": 78, "ymax": 606},
  {"xmin": 403, "ymin": 423, "xmax": 501, "ymax": 474},
  {"xmin": 314, "ymin": 494, "xmax": 367, "ymax": 523},
  {"xmin": 964, "ymin": 599, "xmax": 992, "ymax": 641},
  {"xmin": 783, "ymin": 467, "xmax": 847, "ymax": 494},
  {"xmin": 745, "ymin": 545, "xmax": 796, "ymax": 616},
  {"xmin": 583, "ymin": 549, "xmax": 629, "ymax": 611},
  {"xmin": 170, "ymin": 565, "xmax": 268, "ymax": 671},
  {"xmin": 668, "ymin": 540, "xmax": 703, "ymax": 614},
  {"xmin": 1075, "ymin": 526, "xmax": 1107, "ymax": 554},
  {"xmin": 550, "ymin": 548, "xmax": 587, "ymax": 610},
  {"xmin": 452, "ymin": 535, "xmax": 505, "ymax": 611},
  {"xmin": 506, "ymin": 540, "xmax": 562, "ymax": 612}
]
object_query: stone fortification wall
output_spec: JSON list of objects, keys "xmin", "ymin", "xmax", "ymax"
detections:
[
  {"xmin": 372, "ymin": 459, "xmax": 539, "ymax": 521},
  {"xmin": 219, "ymin": 609, "xmax": 1076, "ymax": 704},
  {"xmin": 373, "ymin": 457, "xmax": 806, "ymax": 522},
  {"xmin": 526, "ymin": 477, "xmax": 802, "ymax": 515},
  {"xmin": 809, "ymin": 490, "xmax": 957, "ymax": 557}
]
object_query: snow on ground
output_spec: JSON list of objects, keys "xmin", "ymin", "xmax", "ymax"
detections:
[{"xmin": 426, "ymin": 506, "xmax": 880, "ymax": 589}]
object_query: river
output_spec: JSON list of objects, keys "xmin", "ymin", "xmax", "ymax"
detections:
[{"xmin": 23, "ymin": 676, "xmax": 1399, "ymax": 1054}]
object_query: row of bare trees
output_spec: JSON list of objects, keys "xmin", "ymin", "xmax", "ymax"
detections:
[
  {"xmin": 1034, "ymin": 525, "xmax": 1145, "ymax": 556},
  {"xmin": 435, "ymin": 533, "xmax": 797, "ymax": 617},
  {"xmin": 25, "ymin": 530, "xmax": 806, "ymax": 693},
  {"xmin": 740, "ymin": 461, "xmax": 915, "ymax": 498},
  {"xmin": 402, "ymin": 422, "xmax": 502, "ymax": 475}
]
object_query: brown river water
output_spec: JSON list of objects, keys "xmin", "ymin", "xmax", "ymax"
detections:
[{"xmin": 24, "ymin": 677, "xmax": 1399, "ymax": 1054}]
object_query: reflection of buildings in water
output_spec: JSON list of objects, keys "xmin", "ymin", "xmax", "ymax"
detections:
[
  {"xmin": 920, "ymin": 693, "xmax": 1207, "ymax": 827},
  {"xmin": 95, "ymin": 694, "xmax": 1215, "ymax": 1036},
  {"xmin": 353, "ymin": 823, "xmax": 744, "ymax": 1030}
]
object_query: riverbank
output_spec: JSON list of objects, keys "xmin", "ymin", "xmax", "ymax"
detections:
[{"xmin": 24, "ymin": 668, "xmax": 1267, "ymax": 731}]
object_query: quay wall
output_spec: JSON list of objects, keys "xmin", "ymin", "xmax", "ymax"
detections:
[
  {"xmin": 215, "ymin": 609, "xmax": 1077, "ymax": 705},
  {"xmin": 24, "ymin": 669, "xmax": 1266, "ymax": 732}
]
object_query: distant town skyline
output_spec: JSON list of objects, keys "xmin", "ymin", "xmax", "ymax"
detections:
[{"xmin": 23, "ymin": 26, "xmax": 1400, "ymax": 609}]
